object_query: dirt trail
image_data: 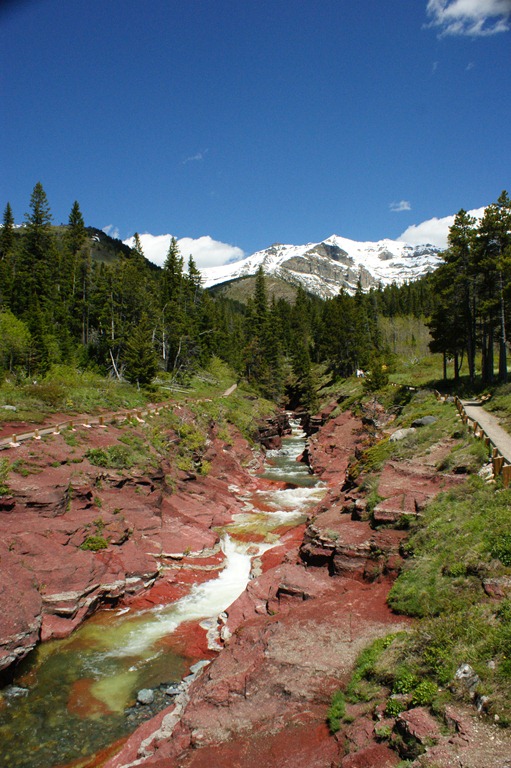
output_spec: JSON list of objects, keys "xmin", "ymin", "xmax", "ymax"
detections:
[
  {"xmin": 0, "ymin": 383, "xmax": 238, "ymax": 450},
  {"xmin": 461, "ymin": 399, "xmax": 511, "ymax": 463}
]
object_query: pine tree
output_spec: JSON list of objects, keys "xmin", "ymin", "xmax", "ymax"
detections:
[
  {"xmin": 0, "ymin": 202, "xmax": 15, "ymax": 256},
  {"xmin": 0, "ymin": 202, "xmax": 16, "ymax": 308},
  {"xmin": 160, "ymin": 237, "xmax": 186, "ymax": 372},
  {"xmin": 124, "ymin": 315, "xmax": 158, "ymax": 387},
  {"xmin": 66, "ymin": 201, "xmax": 86, "ymax": 259},
  {"xmin": 427, "ymin": 210, "xmax": 477, "ymax": 383},
  {"xmin": 252, "ymin": 266, "xmax": 268, "ymax": 337},
  {"xmin": 476, "ymin": 192, "xmax": 511, "ymax": 382},
  {"xmin": 65, "ymin": 202, "xmax": 91, "ymax": 344},
  {"xmin": 133, "ymin": 232, "xmax": 145, "ymax": 260},
  {"xmin": 243, "ymin": 267, "xmax": 270, "ymax": 389},
  {"xmin": 20, "ymin": 182, "xmax": 56, "ymax": 311}
]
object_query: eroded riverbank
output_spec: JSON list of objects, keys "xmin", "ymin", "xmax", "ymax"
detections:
[{"xmin": 0, "ymin": 417, "xmax": 325, "ymax": 768}]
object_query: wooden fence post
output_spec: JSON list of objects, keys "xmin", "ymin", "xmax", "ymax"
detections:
[
  {"xmin": 493, "ymin": 456, "xmax": 504, "ymax": 477},
  {"xmin": 502, "ymin": 465, "xmax": 511, "ymax": 488}
]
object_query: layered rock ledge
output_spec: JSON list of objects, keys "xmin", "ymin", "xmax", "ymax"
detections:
[{"xmin": 0, "ymin": 409, "xmax": 265, "ymax": 676}]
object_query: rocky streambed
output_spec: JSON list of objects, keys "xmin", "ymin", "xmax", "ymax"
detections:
[
  {"xmin": 2, "ymin": 397, "xmax": 509, "ymax": 768},
  {"xmin": 0, "ymin": 410, "xmax": 324, "ymax": 767}
]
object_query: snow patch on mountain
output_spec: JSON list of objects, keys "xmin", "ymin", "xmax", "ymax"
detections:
[{"xmin": 201, "ymin": 234, "xmax": 442, "ymax": 298}]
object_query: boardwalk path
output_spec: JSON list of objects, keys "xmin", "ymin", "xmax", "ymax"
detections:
[{"xmin": 461, "ymin": 399, "xmax": 511, "ymax": 464}]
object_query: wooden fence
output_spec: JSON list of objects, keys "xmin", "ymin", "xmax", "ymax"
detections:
[
  {"xmin": 450, "ymin": 395, "xmax": 511, "ymax": 487},
  {"xmin": 0, "ymin": 405, "xmax": 174, "ymax": 452},
  {"xmin": 0, "ymin": 383, "xmax": 237, "ymax": 453}
]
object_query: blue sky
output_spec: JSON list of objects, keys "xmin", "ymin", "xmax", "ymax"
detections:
[{"xmin": 1, "ymin": 0, "xmax": 510, "ymax": 267}]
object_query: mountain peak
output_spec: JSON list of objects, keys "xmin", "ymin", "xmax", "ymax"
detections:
[{"xmin": 201, "ymin": 234, "xmax": 442, "ymax": 298}]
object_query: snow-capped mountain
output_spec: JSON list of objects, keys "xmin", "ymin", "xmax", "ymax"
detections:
[{"xmin": 201, "ymin": 235, "xmax": 442, "ymax": 299}]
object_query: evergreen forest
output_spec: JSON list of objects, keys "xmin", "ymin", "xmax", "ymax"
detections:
[{"xmin": 1, "ymin": 183, "xmax": 510, "ymax": 407}]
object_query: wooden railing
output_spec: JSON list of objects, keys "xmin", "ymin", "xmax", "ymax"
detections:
[
  {"xmin": 450, "ymin": 395, "xmax": 511, "ymax": 486},
  {"xmin": 0, "ymin": 383, "xmax": 237, "ymax": 452}
]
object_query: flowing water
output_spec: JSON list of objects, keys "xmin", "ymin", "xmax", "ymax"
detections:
[{"xmin": 0, "ymin": 419, "xmax": 324, "ymax": 768}]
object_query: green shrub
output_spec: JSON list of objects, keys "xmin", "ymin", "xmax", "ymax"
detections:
[
  {"xmin": 363, "ymin": 358, "xmax": 389, "ymax": 392},
  {"xmin": 327, "ymin": 689, "xmax": 346, "ymax": 733},
  {"xmin": 23, "ymin": 381, "xmax": 66, "ymax": 408},
  {"xmin": 0, "ymin": 458, "xmax": 10, "ymax": 495},
  {"xmin": 86, "ymin": 445, "xmax": 134, "ymax": 469},
  {"xmin": 410, "ymin": 680, "xmax": 438, "ymax": 707},
  {"xmin": 385, "ymin": 697, "xmax": 406, "ymax": 717},
  {"xmin": 374, "ymin": 722, "xmax": 393, "ymax": 740},
  {"xmin": 80, "ymin": 535, "xmax": 108, "ymax": 551},
  {"xmin": 489, "ymin": 533, "xmax": 511, "ymax": 567},
  {"xmin": 85, "ymin": 448, "xmax": 109, "ymax": 466},
  {"xmin": 392, "ymin": 669, "xmax": 417, "ymax": 695}
]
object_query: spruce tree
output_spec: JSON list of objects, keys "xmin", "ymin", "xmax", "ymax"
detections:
[
  {"xmin": 0, "ymin": 202, "xmax": 15, "ymax": 308},
  {"xmin": 21, "ymin": 182, "xmax": 56, "ymax": 310},
  {"xmin": 160, "ymin": 237, "xmax": 186, "ymax": 372},
  {"xmin": 133, "ymin": 232, "xmax": 145, "ymax": 260},
  {"xmin": 477, "ymin": 192, "xmax": 511, "ymax": 382},
  {"xmin": 66, "ymin": 201, "xmax": 86, "ymax": 259},
  {"xmin": 65, "ymin": 202, "xmax": 91, "ymax": 344},
  {"xmin": 443, "ymin": 210, "xmax": 477, "ymax": 383},
  {"xmin": 124, "ymin": 315, "xmax": 158, "ymax": 387},
  {"xmin": 0, "ymin": 202, "xmax": 15, "ymax": 256}
]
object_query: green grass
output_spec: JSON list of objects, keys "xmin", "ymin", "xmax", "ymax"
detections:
[
  {"xmin": 345, "ymin": 634, "xmax": 398, "ymax": 703},
  {"xmin": 484, "ymin": 382, "xmax": 511, "ymax": 431},
  {"xmin": 384, "ymin": 476, "xmax": 511, "ymax": 718},
  {"xmin": 388, "ymin": 351, "xmax": 445, "ymax": 389},
  {"xmin": 0, "ymin": 366, "xmax": 150, "ymax": 423},
  {"xmin": 388, "ymin": 477, "xmax": 511, "ymax": 617},
  {"xmin": 0, "ymin": 357, "xmax": 237, "ymax": 426},
  {"xmin": 326, "ymin": 690, "xmax": 346, "ymax": 733},
  {"xmin": 326, "ymin": 379, "xmax": 511, "ymax": 735},
  {"xmin": 351, "ymin": 389, "xmax": 492, "ymax": 486}
]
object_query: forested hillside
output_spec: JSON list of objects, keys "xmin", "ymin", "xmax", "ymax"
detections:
[{"xmin": 1, "ymin": 183, "xmax": 510, "ymax": 407}]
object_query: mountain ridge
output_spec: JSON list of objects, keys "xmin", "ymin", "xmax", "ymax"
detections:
[{"xmin": 201, "ymin": 234, "xmax": 443, "ymax": 298}]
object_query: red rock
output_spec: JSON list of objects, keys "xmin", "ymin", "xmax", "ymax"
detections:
[
  {"xmin": 306, "ymin": 410, "xmax": 364, "ymax": 486},
  {"xmin": 340, "ymin": 744, "xmax": 399, "ymax": 768},
  {"xmin": 396, "ymin": 706, "xmax": 442, "ymax": 745},
  {"xmin": 0, "ymin": 549, "xmax": 42, "ymax": 670}
]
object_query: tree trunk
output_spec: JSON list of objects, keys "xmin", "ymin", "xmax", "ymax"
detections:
[{"xmin": 498, "ymin": 270, "xmax": 508, "ymax": 382}]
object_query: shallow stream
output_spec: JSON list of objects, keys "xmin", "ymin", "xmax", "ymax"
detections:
[{"xmin": 0, "ymin": 420, "xmax": 324, "ymax": 768}]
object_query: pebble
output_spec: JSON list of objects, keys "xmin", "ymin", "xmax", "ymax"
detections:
[{"xmin": 137, "ymin": 688, "xmax": 155, "ymax": 705}]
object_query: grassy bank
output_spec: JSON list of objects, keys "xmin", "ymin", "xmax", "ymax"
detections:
[{"xmin": 327, "ymin": 382, "xmax": 511, "ymax": 751}]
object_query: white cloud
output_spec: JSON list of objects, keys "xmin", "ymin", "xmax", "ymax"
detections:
[
  {"xmin": 177, "ymin": 236, "xmax": 245, "ymax": 268},
  {"xmin": 398, "ymin": 206, "xmax": 486, "ymax": 248},
  {"xmin": 102, "ymin": 224, "xmax": 120, "ymax": 239},
  {"xmin": 123, "ymin": 233, "xmax": 245, "ymax": 269},
  {"xmin": 182, "ymin": 149, "xmax": 209, "ymax": 164},
  {"xmin": 426, "ymin": 0, "xmax": 511, "ymax": 37},
  {"xmin": 390, "ymin": 200, "xmax": 412, "ymax": 212}
]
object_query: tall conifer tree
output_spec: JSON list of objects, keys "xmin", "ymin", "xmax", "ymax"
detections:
[{"xmin": 0, "ymin": 202, "xmax": 15, "ymax": 308}]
